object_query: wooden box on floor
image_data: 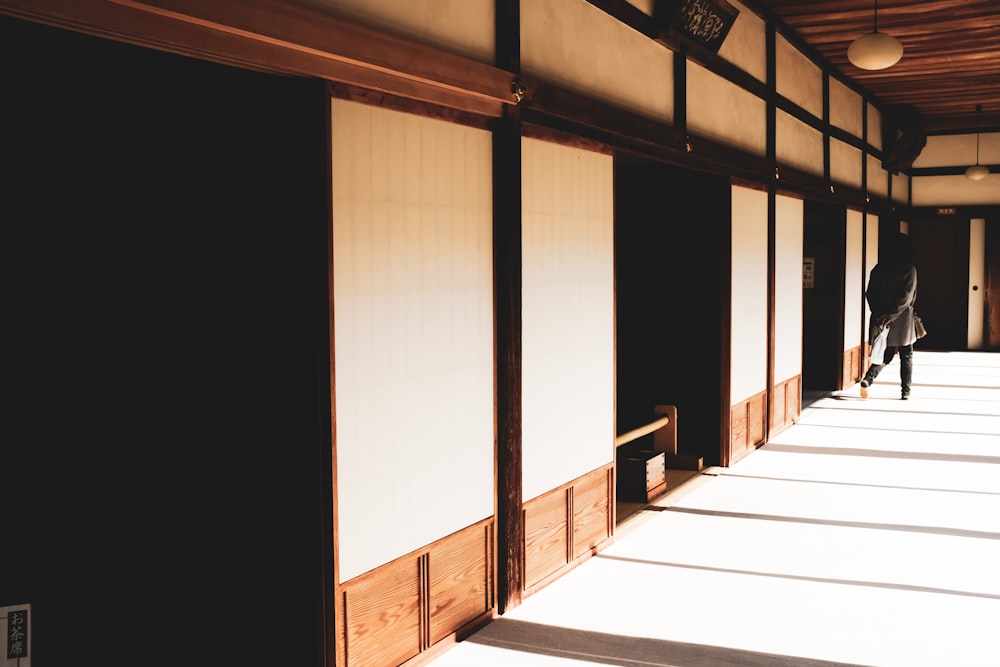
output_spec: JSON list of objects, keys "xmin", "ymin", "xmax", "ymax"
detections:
[{"xmin": 616, "ymin": 449, "xmax": 666, "ymax": 502}]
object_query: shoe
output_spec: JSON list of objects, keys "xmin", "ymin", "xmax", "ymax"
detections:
[
  {"xmin": 860, "ymin": 381, "xmax": 869, "ymax": 399},
  {"xmin": 901, "ymin": 391, "xmax": 910, "ymax": 400}
]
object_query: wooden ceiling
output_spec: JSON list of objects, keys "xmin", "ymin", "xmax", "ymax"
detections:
[{"xmin": 747, "ymin": 0, "xmax": 1000, "ymax": 134}]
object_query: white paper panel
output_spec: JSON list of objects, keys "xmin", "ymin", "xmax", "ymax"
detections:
[
  {"xmin": 298, "ymin": 0, "xmax": 494, "ymax": 62},
  {"xmin": 688, "ymin": 62, "xmax": 767, "ymax": 157},
  {"xmin": 776, "ymin": 110, "xmax": 823, "ymax": 177},
  {"xmin": 774, "ymin": 194, "xmax": 803, "ymax": 384},
  {"xmin": 521, "ymin": 138, "xmax": 615, "ymax": 502},
  {"xmin": 775, "ymin": 34, "xmax": 822, "ymax": 119},
  {"xmin": 844, "ymin": 210, "xmax": 864, "ymax": 351},
  {"xmin": 332, "ymin": 100, "xmax": 494, "ymax": 582},
  {"xmin": 521, "ymin": 0, "xmax": 673, "ymax": 123},
  {"xmin": 718, "ymin": 0, "xmax": 766, "ymax": 83},
  {"xmin": 730, "ymin": 185, "xmax": 768, "ymax": 404}
]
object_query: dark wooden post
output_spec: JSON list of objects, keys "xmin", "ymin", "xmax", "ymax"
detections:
[{"xmin": 494, "ymin": 0, "xmax": 523, "ymax": 614}]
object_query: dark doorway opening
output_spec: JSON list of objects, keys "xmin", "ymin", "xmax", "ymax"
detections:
[
  {"xmin": 614, "ymin": 158, "xmax": 730, "ymax": 471},
  {"xmin": 802, "ymin": 201, "xmax": 847, "ymax": 391}
]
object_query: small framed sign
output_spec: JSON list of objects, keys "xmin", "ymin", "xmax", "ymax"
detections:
[{"xmin": 4, "ymin": 607, "xmax": 29, "ymax": 660}]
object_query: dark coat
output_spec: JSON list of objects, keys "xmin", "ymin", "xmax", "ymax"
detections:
[{"xmin": 866, "ymin": 261, "xmax": 918, "ymax": 347}]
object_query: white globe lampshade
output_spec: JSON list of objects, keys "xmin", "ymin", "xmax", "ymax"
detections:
[
  {"xmin": 848, "ymin": 31, "xmax": 903, "ymax": 70},
  {"xmin": 965, "ymin": 164, "xmax": 990, "ymax": 181}
]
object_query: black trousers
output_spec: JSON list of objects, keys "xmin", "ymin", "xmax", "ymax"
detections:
[{"xmin": 863, "ymin": 344, "xmax": 913, "ymax": 395}]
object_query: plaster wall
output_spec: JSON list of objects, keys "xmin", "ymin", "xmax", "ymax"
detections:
[
  {"xmin": 521, "ymin": 0, "xmax": 673, "ymax": 123},
  {"xmin": 775, "ymin": 33, "xmax": 822, "ymax": 120},
  {"xmin": 830, "ymin": 77, "xmax": 863, "ymax": 139},
  {"xmin": 912, "ymin": 176, "xmax": 1000, "ymax": 206},
  {"xmin": 867, "ymin": 104, "xmax": 883, "ymax": 151},
  {"xmin": 689, "ymin": 61, "xmax": 766, "ymax": 156},
  {"xmin": 777, "ymin": 109, "xmax": 823, "ymax": 177},
  {"xmin": 296, "ymin": 0, "xmax": 494, "ymax": 62},
  {"xmin": 892, "ymin": 172, "xmax": 909, "ymax": 205},
  {"xmin": 867, "ymin": 153, "xmax": 888, "ymax": 198},
  {"xmin": 913, "ymin": 132, "xmax": 1000, "ymax": 168},
  {"xmin": 830, "ymin": 137, "xmax": 862, "ymax": 190},
  {"xmin": 718, "ymin": 0, "xmax": 766, "ymax": 83}
]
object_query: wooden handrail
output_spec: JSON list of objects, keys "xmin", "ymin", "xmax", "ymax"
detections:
[
  {"xmin": 616, "ymin": 405, "xmax": 702, "ymax": 471},
  {"xmin": 615, "ymin": 415, "xmax": 670, "ymax": 448}
]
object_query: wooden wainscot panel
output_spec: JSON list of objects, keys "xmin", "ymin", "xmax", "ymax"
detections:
[
  {"xmin": 772, "ymin": 381, "xmax": 787, "ymax": 430},
  {"xmin": 747, "ymin": 392, "xmax": 765, "ymax": 444},
  {"xmin": 428, "ymin": 520, "xmax": 494, "ymax": 646},
  {"xmin": 730, "ymin": 402, "xmax": 749, "ymax": 460},
  {"xmin": 729, "ymin": 390, "xmax": 766, "ymax": 464},
  {"xmin": 523, "ymin": 487, "xmax": 569, "ymax": 590},
  {"xmin": 339, "ymin": 519, "xmax": 495, "ymax": 667},
  {"xmin": 843, "ymin": 346, "xmax": 862, "ymax": 388},
  {"xmin": 524, "ymin": 465, "xmax": 614, "ymax": 594},
  {"xmin": 572, "ymin": 467, "xmax": 612, "ymax": 560},
  {"xmin": 771, "ymin": 375, "xmax": 801, "ymax": 435},
  {"xmin": 785, "ymin": 375, "xmax": 801, "ymax": 424},
  {"xmin": 342, "ymin": 555, "xmax": 422, "ymax": 667}
]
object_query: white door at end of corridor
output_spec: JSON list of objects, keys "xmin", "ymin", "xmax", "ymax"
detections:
[{"xmin": 968, "ymin": 218, "xmax": 985, "ymax": 349}]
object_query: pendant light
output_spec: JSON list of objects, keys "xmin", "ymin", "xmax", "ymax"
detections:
[
  {"xmin": 965, "ymin": 105, "xmax": 990, "ymax": 181},
  {"xmin": 848, "ymin": 0, "xmax": 903, "ymax": 70}
]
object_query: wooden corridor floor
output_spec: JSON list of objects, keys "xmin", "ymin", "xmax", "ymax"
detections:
[{"xmin": 427, "ymin": 351, "xmax": 1000, "ymax": 667}]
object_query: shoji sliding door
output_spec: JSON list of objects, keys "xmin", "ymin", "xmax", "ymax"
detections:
[
  {"xmin": 772, "ymin": 193, "xmax": 804, "ymax": 433},
  {"xmin": 729, "ymin": 184, "xmax": 769, "ymax": 464},
  {"xmin": 330, "ymin": 98, "xmax": 496, "ymax": 667},
  {"xmin": 520, "ymin": 137, "xmax": 615, "ymax": 593},
  {"xmin": 841, "ymin": 209, "xmax": 865, "ymax": 387}
]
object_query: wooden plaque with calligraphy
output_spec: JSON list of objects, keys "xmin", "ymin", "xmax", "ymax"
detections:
[
  {"xmin": 6, "ymin": 609, "xmax": 28, "ymax": 659},
  {"xmin": 661, "ymin": 0, "xmax": 740, "ymax": 53}
]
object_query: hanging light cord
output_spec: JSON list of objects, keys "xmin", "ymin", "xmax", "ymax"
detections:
[
  {"xmin": 873, "ymin": 0, "xmax": 880, "ymax": 32},
  {"xmin": 975, "ymin": 104, "xmax": 982, "ymax": 165}
]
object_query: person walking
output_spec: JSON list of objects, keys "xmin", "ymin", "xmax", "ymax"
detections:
[{"xmin": 860, "ymin": 232, "xmax": 919, "ymax": 400}]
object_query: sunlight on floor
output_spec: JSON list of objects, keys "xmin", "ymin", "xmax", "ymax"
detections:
[{"xmin": 428, "ymin": 352, "xmax": 1000, "ymax": 667}]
